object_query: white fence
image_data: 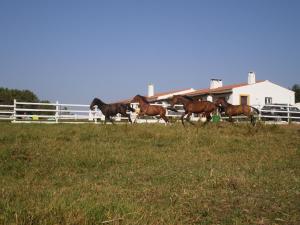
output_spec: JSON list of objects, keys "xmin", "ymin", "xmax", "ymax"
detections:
[
  {"xmin": 9, "ymin": 100, "xmax": 104, "ymax": 123},
  {"xmin": 0, "ymin": 100, "xmax": 299, "ymax": 124},
  {"xmin": 0, "ymin": 104, "xmax": 14, "ymax": 120}
]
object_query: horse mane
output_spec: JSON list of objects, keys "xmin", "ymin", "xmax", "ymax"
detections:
[
  {"xmin": 217, "ymin": 97, "xmax": 231, "ymax": 107},
  {"xmin": 181, "ymin": 95, "xmax": 194, "ymax": 101},
  {"xmin": 222, "ymin": 97, "xmax": 231, "ymax": 105},
  {"xmin": 135, "ymin": 95, "xmax": 149, "ymax": 103},
  {"xmin": 173, "ymin": 95, "xmax": 193, "ymax": 101},
  {"xmin": 90, "ymin": 98, "xmax": 106, "ymax": 109}
]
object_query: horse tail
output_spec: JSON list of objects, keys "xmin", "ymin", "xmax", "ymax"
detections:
[
  {"xmin": 167, "ymin": 107, "xmax": 178, "ymax": 112},
  {"xmin": 249, "ymin": 106, "xmax": 259, "ymax": 126},
  {"xmin": 212, "ymin": 104, "xmax": 219, "ymax": 115},
  {"xmin": 250, "ymin": 106, "xmax": 259, "ymax": 114}
]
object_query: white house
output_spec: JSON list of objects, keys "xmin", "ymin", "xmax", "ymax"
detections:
[
  {"xmin": 230, "ymin": 80, "xmax": 295, "ymax": 106},
  {"xmin": 187, "ymin": 72, "xmax": 295, "ymax": 107},
  {"xmin": 121, "ymin": 72, "xmax": 295, "ymax": 107}
]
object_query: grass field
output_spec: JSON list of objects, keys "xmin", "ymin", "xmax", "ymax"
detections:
[{"xmin": 0, "ymin": 123, "xmax": 299, "ymax": 225}]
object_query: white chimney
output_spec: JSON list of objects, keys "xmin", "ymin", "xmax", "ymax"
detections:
[
  {"xmin": 210, "ymin": 79, "xmax": 223, "ymax": 89},
  {"xmin": 248, "ymin": 72, "xmax": 256, "ymax": 84},
  {"xmin": 148, "ymin": 84, "xmax": 154, "ymax": 97}
]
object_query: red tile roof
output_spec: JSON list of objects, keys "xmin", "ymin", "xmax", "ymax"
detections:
[
  {"xmin": 113, "ymin": 80, "xmax": 265, "ymax": 103},
  {"xmin": 147, "ymin": 88, "xmax": 194, "ymax": 100},
  {"xmin": 113, "ymin": 88, "xmax": 194, "ymax": 103},
  {"xmin": 188, "ymin": 80, "xmax": 265, "ymax": 96}
]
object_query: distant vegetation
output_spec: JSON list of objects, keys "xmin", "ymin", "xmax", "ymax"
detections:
[
  {"xmin": 292, "ymin": 84, "xmax": 300, "ymax": 102},
  {"xmin": 0, "ymin": 87, "xmax": 40, "ymax": 104},
  {"xmin": 0, "ymin": 123, "xmax": 299, "ymax": 224},
  {"xmin": 0, "ymin": 87, "xmax": 54, "ymax": 114}
]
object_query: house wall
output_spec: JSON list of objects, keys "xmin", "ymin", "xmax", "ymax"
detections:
[
  {"xmin": 198, "ymin": 95, "xmax": 209, "ymax": 101},
  {"xmin": 211, "ymin": 93, "xmax": 232, "ymax": 102},
  {"xmin": 231, "ymin": 81, "xmax": 295, "ymax": 106}
]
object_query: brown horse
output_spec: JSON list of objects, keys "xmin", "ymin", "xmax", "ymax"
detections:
[
  {"xmin": 131, "ymin": 95, "xmax": 174, "ymax": 123},
  {"xmin": 170, "ymin": 95, "xmax": 217, "ymax": 125},
  {"xmin": 215, "ymin": 98, "xmax": 259, "ymax": 125}
]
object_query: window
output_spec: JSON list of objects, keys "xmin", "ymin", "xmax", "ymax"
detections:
[
  {"xmin": 240, "ymin": 95, "xmax": 248, "ymax": 105},
  {"xmin": 265, "ymin": 97, "xmax": 272, "ymax": 104}
]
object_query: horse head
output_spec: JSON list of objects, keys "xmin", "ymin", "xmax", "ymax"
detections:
[
  {"xmin": 130, "ymin": 95, "xmax": 139, "ymax": 103},
  {"xmin": 171, "ymin": 95, "xmax": 192, "ymax": 107},
  {"xmin": 170, "ymin": 95, "xmax": 180, "ymax": 107},
  {"xmin": 131, "ymin": 95, "xmax": 148, "ymax": 104},
  {"xmin": 215, "ymin": 98, "xmax": 228, "ymax": 111},
  {"xmin": 90, "ymin": 98, "xmax": 105, "ymax": 110},
  {"xmin": 215, "ymin": 98, "xmax": 224, "ymax": 105}
]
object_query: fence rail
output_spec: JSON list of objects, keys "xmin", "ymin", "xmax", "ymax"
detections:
[{"xmin": 0, "ymin": 100, "xmax": 299, "ymax": 124}]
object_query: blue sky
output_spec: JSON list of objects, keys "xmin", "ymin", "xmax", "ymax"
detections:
[{"xmin": 0, "ymin": 0, "xmax": 299, "ymax": 103}]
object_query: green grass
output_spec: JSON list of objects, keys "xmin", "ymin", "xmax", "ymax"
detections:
[{"xmin": 0, "ymin": 123, "xmax": 299, "ymax": 225}]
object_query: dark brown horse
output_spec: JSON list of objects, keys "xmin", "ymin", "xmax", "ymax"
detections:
[
  {"xmin": 131, "ymin": 95, "xmax": 175, "ymax": 123},
  {"xmin": 90, "ymin": 98, "xmax": 134, "ymax": 124},
  {"xmin": 215, "ymin": 98, "xmax": 259, "ymax": 125},
  {"xmin": 170, "ymin": 95, "xmax": 217, "ymax": 125}
]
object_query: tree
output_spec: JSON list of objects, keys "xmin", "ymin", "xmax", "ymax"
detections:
[
  {"xmin": 0, "ymin": 87, "xmax": 55, "ymax": 115},
  {"xmin": 292, "ymin": 84, "xmax": 300, "ymax": 103},
  {"xmin": 0, "ymin": 87, "xmax": 39, "ymax": 104}
]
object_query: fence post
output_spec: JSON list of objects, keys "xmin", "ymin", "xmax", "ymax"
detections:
[
  {"xmin": 287, "ymin": 103, "xmax": 290, "ymax": 124},
  {"xmin": 55, "ymin": 101, "xmax": 59, "ymax": 123},
  {"xmin": 13, "ymin": 99, "xmax": 16, "ymax": 123},
  {"xmin": 258, "ymin": 105, "xmax": 261, "ymax": 121},
  {"xmin": 94, "ymin": 105, "xmax": 98, "ymax": 124},
  {"xmin": 88, "ymin": 109, "xmax": 93, "ymax": 122}
]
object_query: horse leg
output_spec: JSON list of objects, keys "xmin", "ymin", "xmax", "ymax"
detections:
[
  {"xmin": 186, "ymin": 112, "xmax": 195, "ymax": 125},
  {"xmin": 250, "ymin": 114, "xmax": 256, "ymax": 126},
  {"xmin": 104, "ymin": 115, "xmax": 109, "ymax": 124},
  {"xmin": 138, "ymin": 112, "xmax": 144, "ymax": 121},
  {"xmin": 138, "ymin": 111, "xmax": 144, "ymax": 117},
  {"xmin": 181, "ymin": 112, "xmax": 187, "ymax": 126},
  {"xmin": 127, "ymin": 114, "xmax": 132, "ymax": 123},
  {"xmin": 134, "ymin": 111, "xmax": 144, "ymax": 123},
  {"xmin": 110, "ymin": 117, "xmax": 115, "ymax": 124},
  {"xmin": 122, "ymin": 112, "xmax": 132, "ymax": 124},
  {"xmin": 229, "ymin": 115, "xmax": 233, "ymax": 123},
  {"xmin": 205, "ymin": 112, "xmax": 212, "ymax": 124},
  {"xmin": 160, "ymin": 114, "xmax": 169, "ymax": 124},
  {"xmin": 106, "ymin": 115, "xmax": 114, "ymax": 125}
]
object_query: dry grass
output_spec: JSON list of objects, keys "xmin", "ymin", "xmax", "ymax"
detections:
[{"xmin": 0, "ymin": 122, "xmax": 299, "ymax": 224}]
